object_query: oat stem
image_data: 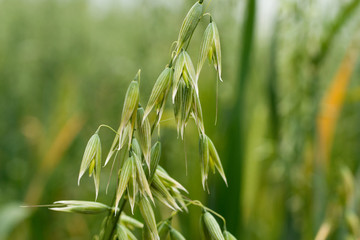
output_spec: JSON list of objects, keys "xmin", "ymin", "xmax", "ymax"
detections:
[
  {"xmin": 202, "ymin": 12, "xmax": 212, "ymax": 20},
  {"xmin": 165, "ymin": 198, "xmax": 227, "ymax": 230},
  {"xmin": 96, "ymin": 124, "xmax": 119, "ymax": 135},
  {"xmin": 102, "ymin": 199, "xmax": 127, "ymax": 240}
]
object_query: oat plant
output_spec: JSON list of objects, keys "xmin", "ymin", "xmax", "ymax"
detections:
[{"xmin": 44, "ymin": 1, "xmax": 235, "ymax": 239}]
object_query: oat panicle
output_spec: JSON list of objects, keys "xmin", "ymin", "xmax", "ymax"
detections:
[{"xmin": 45, "ymin": 1, "xmax": 234, "ymax": 239}]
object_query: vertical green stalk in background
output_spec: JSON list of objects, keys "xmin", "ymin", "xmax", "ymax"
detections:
[
  {"xmin": 214, "ymin": 0, "xmax": 256, "ymax": 236},
  {"xmin": 267, "ymin": 20, "xmax": 279, "ymax": 147},
  {"xmin": 266, "ymin": 18, "xmax": 290, "ymax": 239}
]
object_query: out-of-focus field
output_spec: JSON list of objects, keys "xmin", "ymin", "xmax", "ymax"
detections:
[{"xmin": 1, "ymin": 0, "xmax": 360, "ymax": 239}]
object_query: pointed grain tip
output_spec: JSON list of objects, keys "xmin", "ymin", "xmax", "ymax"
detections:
[
  {"xmin": 134, "ymin": 69, "xmax": 141, "ymax": 82},
  {"xmin": 172, "ymin": 92, "xmax": 176, "ymax": 104},
  {"xmin": 142, "ymin": 112, "xmax": 149, "ymax": 125},
  {"xmin": 77, "ymin": 176, "xmax": 81, "ymax": 186}
]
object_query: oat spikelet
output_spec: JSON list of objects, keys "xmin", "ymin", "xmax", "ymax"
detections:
[
  {"xmin": 139, "ymin": 197, "xmax": 159, "ymax": 240},
  {"xmin": 202, "ymin": 211, "xmax": 225, "ymax": 240},
  {"xmin": 49, "ymin": 200, "xmax": 110, "ymax": 214},
  {"xmin": 176, "ymin": 1, "xmax": 203, "ymax": 54},
  {"xmin": 115, "ymin": 156, "xmax": 133, "ymax": 209},
  {"xmin": 170, "ymin": 228, "xmax": 186, "ymax": 240},
  {"xmin": 78, "ymin": 133, "xmax": 102, "ymax": 199},
  {"xmin": 118, "ymin": 71, "xmax": 140, "ymax": 149},
  {"xmin": 223, "ymin": 231, "xmax": 237, "ymax": 240},
  {"xmin": 144, "ymin": 67, "xmax": 172, "ymax": 121},
  {"xmin": 196, "ymin": 20, "xmax": 223, "ymax": 82},
  {"xmin": 136, "ymin": 107, "xmax": 152, "ymax": 169}
]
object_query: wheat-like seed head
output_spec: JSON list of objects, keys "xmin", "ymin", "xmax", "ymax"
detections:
[{"xmin": 68, "ymin": 1, "xmax": 232, "ymax": 239}]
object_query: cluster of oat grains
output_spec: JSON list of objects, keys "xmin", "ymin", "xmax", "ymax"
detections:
[{"xmin": 48, "ymin": 1, "xmax": 236, "ymax": 239}]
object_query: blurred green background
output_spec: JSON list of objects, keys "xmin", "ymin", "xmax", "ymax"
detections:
[{"xmin": 1, "ymin": 0, "xmax": 360, "ymax": 239}]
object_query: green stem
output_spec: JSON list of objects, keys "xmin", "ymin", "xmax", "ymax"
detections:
[
  {"xmin": 100, "ymin": 198, "xmax": 127, "ymax": 240},
  {"xmin": 96, "ymin": 124, "xmax": 119, "ymax": 135},
  {"xmin": 165, "ymin": 199, "xmax": 227, "ymax": 230},
  {"xmin": 107, "ymin": 200, "xmax": 127, "ymax": 240},
  {"xmin": 202, "ymin": 13, "xmax": 212, "ymax": 22}
]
